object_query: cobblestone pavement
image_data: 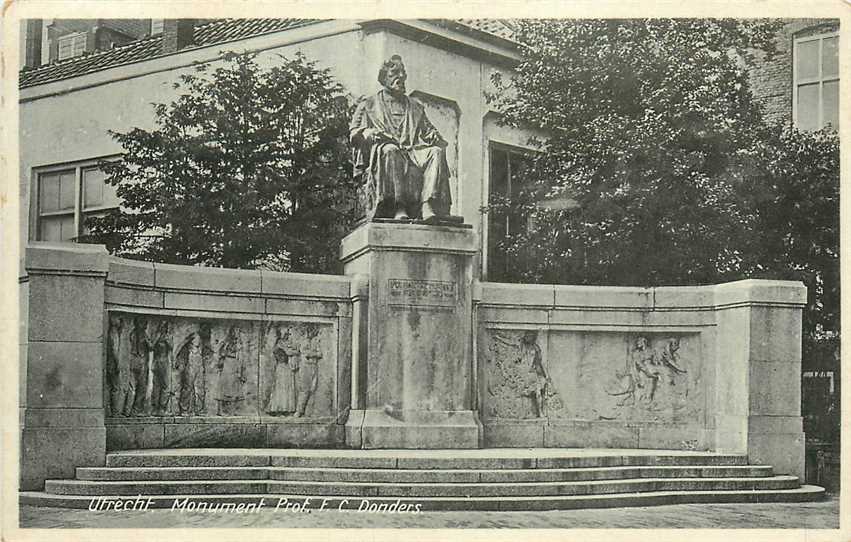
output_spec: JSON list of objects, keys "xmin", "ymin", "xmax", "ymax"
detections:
[{"xmin": 19, "ymin": 496, "xmax": 839, "ymax": 529}]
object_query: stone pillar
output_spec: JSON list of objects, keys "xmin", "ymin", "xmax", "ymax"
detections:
[
  {"xmin": 20, "ymin": 243, "xmax": 109, "ymax": 490},
  {"xmin": 713, "ymin": 280, "xmax": 807, "ymax": 479},
  {"xmin": 341, "ymin": 221, "xmax": 482, "ymax": 448}
]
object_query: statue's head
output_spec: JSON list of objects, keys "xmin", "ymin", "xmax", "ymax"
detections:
[{"xmin": 378, "ymin": 55, "xmax": 407, "ymax": 96}]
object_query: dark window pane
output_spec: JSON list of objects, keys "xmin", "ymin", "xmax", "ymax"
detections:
[
  {"xmin": 40, "ymin": 214, "xmax": 75, "ymax": 241},
  {"xmin": 39, "ymin": 172, "xmax": 60, "ymax": 213},
  {"xmin": 797, "ymin": 83, "xmax": 820, "ymax": 131},
  {"xmin": 823, "ymin": 80, "xmax": 839, "ymax": 129},
  {"xmin": 58, "ymin": 171, "xmax": 76, "ymax": 210},
  {"xmin": 796, "ymin": 40, "xmax": 819, "ymax": 81},
  {"xmin": 822, "ymin": 36, "xmax": 838, "ymax": 78}
]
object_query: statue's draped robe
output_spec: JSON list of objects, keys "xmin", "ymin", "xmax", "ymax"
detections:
[{"xmin": 350, "ymin": 90, "xmax": 452, "ymax": 217}]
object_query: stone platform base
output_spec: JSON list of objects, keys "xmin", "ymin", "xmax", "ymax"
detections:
[
  {"xmin": 20, "ymin": 448, "xmax": 825, "ymax": 510},
  {"xmin": 345, "ymin": 410, "xmax": 482, "ymax": 449}
]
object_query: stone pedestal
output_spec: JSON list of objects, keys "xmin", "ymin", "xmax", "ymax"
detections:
[
  {"xmin": 713, "ymin": 280, "xmax": 807, "ymax": 479},
  {"xmin": 341, "ymin": 221, "xmax": 482, "ymax": 448},
  {"xmin": 20, "ymin": 243, "xmax": 109, "ymax": 490}
]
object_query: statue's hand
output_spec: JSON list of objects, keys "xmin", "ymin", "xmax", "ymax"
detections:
[
  {"xmin": 364, "ymin": 128, "xmax": 393, "ymax": 145},
  {"xmin": 363, "ymin": 128, "xmax": 381, "ymax": 144}
]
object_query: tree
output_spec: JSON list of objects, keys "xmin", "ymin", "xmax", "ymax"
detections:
[
  {"xmin": 87, "ymin": 52, "xmax": 358, "ymax": 273},
  {"xmin": 485, "ymin": 19, "xmax": 838, "ymax": 330}
]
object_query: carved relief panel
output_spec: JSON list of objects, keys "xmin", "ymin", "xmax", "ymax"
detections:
[
  {"xmin": 260, "ymin": 321, "xmax": 336, "ymax": 418},
  {"xmin": 480, "ymin": 329, "xmax": 704, "ymax": 423},
  {"xmin": 105, "ymin": 312, "xmax": 336, "ymax": 419}
]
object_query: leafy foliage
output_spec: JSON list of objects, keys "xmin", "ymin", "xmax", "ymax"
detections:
[
  {"xmin": 87, "ymin": 52, "xmax": 357, "ymax": 272},
  {"xmin": 486, "ymin": 19, "xmax": 839, "ymax": 362}
]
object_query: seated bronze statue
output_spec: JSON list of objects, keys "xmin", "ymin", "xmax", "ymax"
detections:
[{"xmin": 350, "ymin": 55, "xmax": 459, "ymax": 222}]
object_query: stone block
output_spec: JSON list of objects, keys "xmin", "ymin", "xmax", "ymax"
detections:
[
  {"xmin": 477, "ymin": 282, "xmax": 554, "ymax": 307},
  {"xmin": 105, "ymin": 285, "xmax": 165, "ymax": 308},
  {"xmin": 548, "ymin": 308, "xmax": 650, "ymax": 327},
  {"xmin": 340, "ymin": 222, "xmax": 477, "ymax": 263},
  {"xmin": 748, "ymin": 415, "xmax": 803, "ymax": 435},
  {"xmin": 359, "ymin": 410, "xmax": 480, "ymax": 449},
  {"xmin": 636, "ymin": 424, "xmax": 709, "ymax": 450},
  {"xmin": 154, "ymin": 262, "xmax": 261, "ymax": 293},
  {"xmin": 164, "ymin": 423, "xmax": 267, "ymax": 448},
  {"xmin": 267, "ymin": 422, "xmax": 344, "ymax": 447},
  {"xmin": 260, "ymin": 270, "xmax": 350, "ymax": 298},
  {"xmin": 265, "ymin": 298, "xmax": 340, "ymax": 317},
  {"xmin": 26, "ymin": 341, "xmax": 103, "ymax": 408},
  {"xmin": 106, "ymin": 423, "xmax": 165, "ymax": 450},
  {"xmin": 554, "ymin": 285, "xmax": 653, "ymax": 309},
  {"xmin": 749, "ymin": 361, "xmax": 801, "ymax": 415},
  {"xmin": 336, "ymin": 317, "xmax": 353, "ymax": 416},
  {"xmin": 21, "ymin": 427, "xmax": 105, "ymax": 490},
  {"xmin": 653, "ymin": 286, "xmax": 714, "ymax": 308},
  {"xmin": 25, "ymin": 242, "xmax": 109, "ymax": 274},
  {"xmin": 344, "ymin": 409, "xmax": 365, "ymax": 448},
  {"xmin": 748, "ymin": 307, "xmax": 803, "ymax": 362},
  {"xmin": 748, "ymin": 431, "xmax": 805, "ymax": 479},
  {"xmin": 108, "ymin": 258, "xmax": 155, "ymax": 286},
  {"xmin": 28, "ymin": 275, "xmax": 105, "ymax": 342},
  {"xmin": 477, "ymin": 307, "xmax": 548, "ymax": 324},
  {"xmin": 713, "ymin": 279, "xmax": 807, "ymax": 307},
  {"xmin": 638, "ymin": 310, "xmax": 715, "ymax": 327},
  {"xmin": 164, "ymin": 291, "xmax": 264, "ymax": 313},
  {"xmin": 544, "ymin": 422, "xmax": 639, "ymax": 448},
  {"xmin": 482, "ymin": 421, "xmax": 544, "ymax": 447},
  {"xmin": 23, "ymin": 407, "xmax": 103, "ymax": 427},
  {"xmin": 714, "ymin": 414, "xmax": 747, "ymax": 453}
]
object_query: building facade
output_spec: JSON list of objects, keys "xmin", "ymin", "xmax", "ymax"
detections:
[{"xmin": 19, "ymin": 18, "xmax": 537, "ymax": 280}]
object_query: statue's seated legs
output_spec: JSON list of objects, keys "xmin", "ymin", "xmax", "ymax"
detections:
[{"xmin": 375, "ymin": 143, "xmax": 450, "ymax": 220}]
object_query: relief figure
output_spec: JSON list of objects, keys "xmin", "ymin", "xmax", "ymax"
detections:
[
  {"xmin": 129, "ymin": 317, "xmax": 151, "ymax": 416},
  {"xmin": 148, "ymin": 319, "xmax": 173, "ymax": 415},
  {"xmin": 107, "ymin": 314, "xmax": 134, "ymax": 417},
  {"xmin": 487, "ymin": 330, "xmax": 563, "ymax": 419},
  {"xmin": 265, "ymin": 324, "xmax": 323, "ymax": 417},
  {"xmin": 607, "ymin": 336, "xmax": 687, "ymax": 408},
  {"xmin": 174, "ymin": 324, "xmax": 210, "ymax": 415},
  {"xmin": 215, "ymin": 326, "xmax": 247, "ymax": 415},
  {"xmin": 295, "ymin": 326, "xmax": 322, "ymax": 417},
  {"xmin": 267, "ymin": 326, "xmax": 299, "ymax": 415}
]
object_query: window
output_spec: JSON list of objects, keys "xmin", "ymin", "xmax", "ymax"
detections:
[
  {"xmin": 57, "ymin": 32, "xmax": 87, "ymax": 61},
  {"xmin": 35, "ymin": 162, "xmax": 119, "ymax": 242},
  {"xmin": 487, "ymin": 144, "xmax": 531, "ymax": 281},
  {"xmin": 150, "ymin": 19, "xmax": 165, "ymax": 35},
  {"xmin": 794, "ymin": 32, "xmax": 839, "ymax": 130}
]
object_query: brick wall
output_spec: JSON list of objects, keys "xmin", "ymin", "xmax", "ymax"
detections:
[{"xmin": 749, "ymin": 18, "xmax": 839, "ymax": 127}]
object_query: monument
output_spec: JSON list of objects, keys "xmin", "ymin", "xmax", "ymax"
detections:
[
  {"xmin": 343, "ymin": 55, "xmax": 481, "ymax": 448},
  {"xmin": 350, "ymin": 55, "xmax": 460, "ymax": 223}
]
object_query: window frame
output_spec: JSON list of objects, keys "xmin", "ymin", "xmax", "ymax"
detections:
[
  {"xmin": 484, "ymin": 140, "xmax": 536, "ymax": 281},
  {"xmin": 56, "ymin": 31, "xmax": 87, "ymax": 61},
  {"xmin": 30, "ymin": 156, "xmax": 121, "ymax": 243},
  {"xmin": 792, "ymin": 30, "xmax": 839, "ymax": 130}
]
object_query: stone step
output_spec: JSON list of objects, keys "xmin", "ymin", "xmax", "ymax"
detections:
[
  {"xmin": 19, "ymin": 485, "xmax": 826, "ymax": 511},
  {"xmin": 76, "ymin": 465, "xmax": 776, "ymax": 483},
  {"xmin": 104, "ymin": 449, "xmax": 750, "ymax": 469},
  {"xmin": 44, "ymin": 475, "xmax": 800, "ymax": 497}
]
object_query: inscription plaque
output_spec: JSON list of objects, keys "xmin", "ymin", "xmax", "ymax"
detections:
[{"xmin": 388, "ymin": 279, "xmax": 457, "ymax": 308}]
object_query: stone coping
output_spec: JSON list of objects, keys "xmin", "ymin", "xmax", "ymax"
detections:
[
  {"xmin": 476, "ymin": 279, "xmax": 806, "ymax": 309},
  {"xmin": 24, "ymin": 243, "xmax": 352, "ymax": 298},
  {"xmin": 107, "ymin": 447, "xmax": 745, "ymax": 458},
  {"xmin": 105, "ymin": 417, "xmax": 343, "ymax": 425},
  {"xmin": 340, "ymin": 221, "xmax": 478, "ymax": 262}
]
